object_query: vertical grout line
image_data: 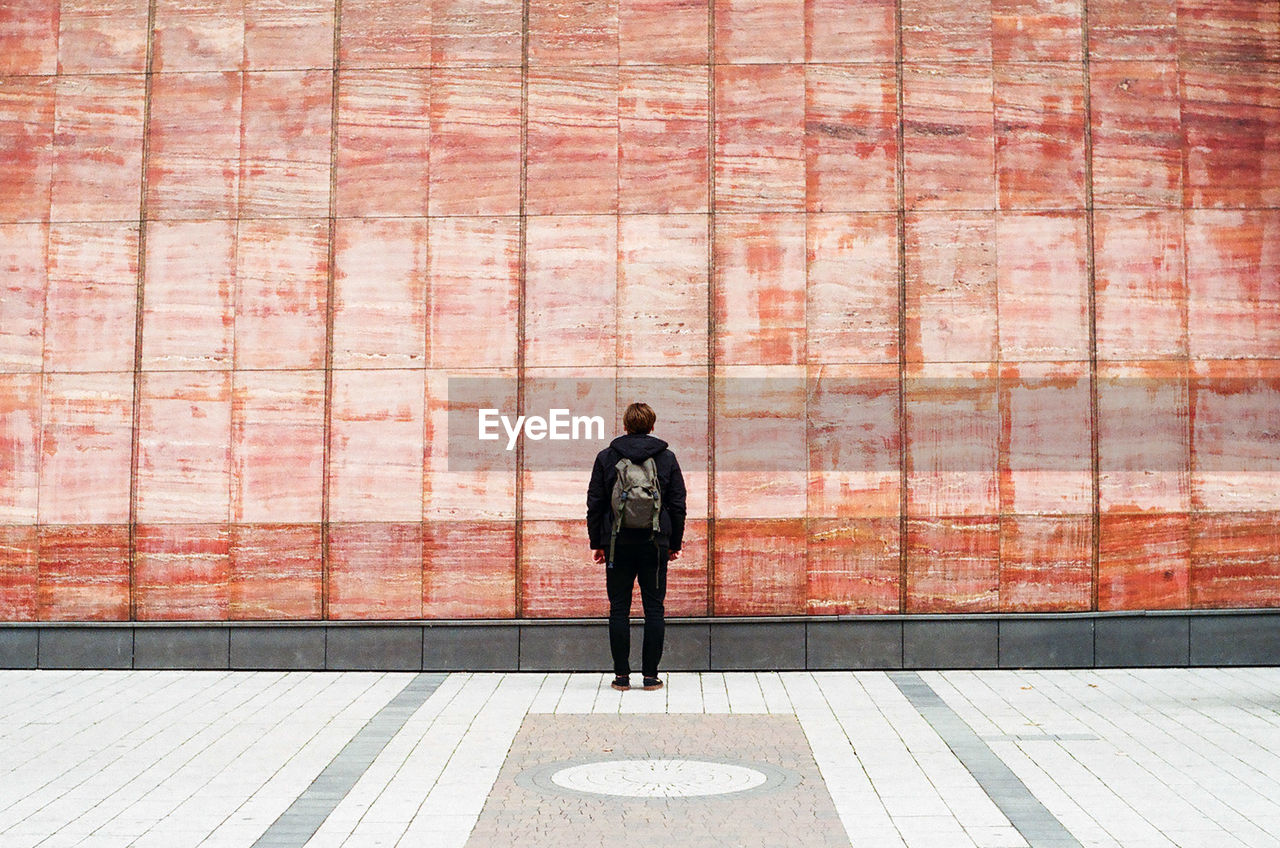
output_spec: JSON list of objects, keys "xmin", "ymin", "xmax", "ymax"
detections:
[
  {"xmin": 515, "ymin": 0, "xmax": 529, "ymax": 618},
  {"xmin": 705, "ymin": 0, "xmax": 717, "ymax": 617},
  {"xmin": 1081, "ymin": 0, "xmax": 1101, "ymax": 612},
  {"xmin": 128, "ymin": 0, "xmax": 159, "ymax": 623},
  {"xmin": 1176, "ymin": 35, "xmax": 1193, "ymax": 613},
  {"xmin": 895, "ymin": 0, "xmax": 908, "ymax": 614},
  {"xmin": 321, "ymin": 0, "xmax": 343, "ymax": 621}
]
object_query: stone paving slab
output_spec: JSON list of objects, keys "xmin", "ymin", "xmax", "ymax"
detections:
[{"xmin": 465, "ymin": 714, "xmax": 847, "ymax": 847}]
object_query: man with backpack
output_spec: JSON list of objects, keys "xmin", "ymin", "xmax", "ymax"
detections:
[{"xmin": 586, "ymin": 402, "xmax": 687, "ymax": 692}]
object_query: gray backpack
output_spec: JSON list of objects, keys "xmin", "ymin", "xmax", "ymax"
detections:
[{"xmin": 608, "ymin": 457, "xmax": 661, "ymax": 566}]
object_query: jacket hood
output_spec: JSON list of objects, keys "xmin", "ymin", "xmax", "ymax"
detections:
[{"xmin": 610, "ymin": 433, "xmax": 668, "ymax": 461}]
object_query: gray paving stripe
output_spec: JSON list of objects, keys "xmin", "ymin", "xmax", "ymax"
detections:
[
  {"xmin": 250, "ymin": 673, "xmax": 447, "ymax": 848},
  {"xmin": 888, "ymin": 672, "xmax": 1083, "ymax": 848}
]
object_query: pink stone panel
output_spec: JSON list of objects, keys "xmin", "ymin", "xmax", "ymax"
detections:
[
  {"xmin": 1097, "ymin": 362, "xmax": 1190, "ymax": 514},
  {"xmin": 339, "ymin": 0, "xmax": 433, "ymax": 68},
  {"xmin": 617, "ymin": 215, "xmax": 709, "ymax": 366},
  {"xmin": 713, "ymin": 519, "xmax": 806, "ymax": 615},
  {"xmin": 1094, "ymin": 210, "xmax": 1186, "ymax": 361},
  {"xmin": 232, "ymin": 370, "xmax": 325, "ymax": 524},
  {"xmin": 905, "ymin": 364, "xmax": 999, "ymax": 517},
  {"xmin": 328, "ymin": 523, "xmax": 424, "ymax": 619},
  {"xmin": 906, "ymin": 516, "xmax": 999, "ymax": 612},
  {"xmin": 900, "ymin": 0, "xmax": 992, "ymax": 62},
  {"xmin": 1182, "ymin": 64, "xmax": 1280, "ymax": 209},
  {"xmin": 526, "ymin": 67, "xmax": 618, "ymax": 216},
  {"xmin": 807, "ymin": 0, "xmax": 895, "ymax": 63},
  {"xmin": 994, "ymin": 63, "xmax": 1085, "ymax": 210},
  {"xmin": 805, "ymin": 65, "xmax": 897, "ymax": 213},
  {"xmin": 992, "ymin": 0, "xmax": 1082, "ymax": 63},
  {"xmin": 50, "ymin": 75, "xmax": 146, "ymax": 223},
  {"xmin": 329, "ymin": 369, "xmax": 426, "ymax": 522},
  {"xmin": 616, "ymin": 365, "xmax": 710, "ymax": 519},
  {"xmin": 37, "ymin": 525, "xmax": 130, "ymax": 621},
  {"xmin": 714, "ymin": 65, "xmax": 805, "ymax": 212},
  {"xmin": 0, "ymin": 223, "xmax": 48, "ymax": 371},
  {"xmin": 903, "ymin": 64, "xmax": 995, "ymax": 211},
  {"xmin": 134, "ymin": 524, "xmax": 231, "ymax": 621},
  {"xmin": 1098, "ymin": 512, "xmax": 1189, "ymax": 610},
  {"xmin": 229, "ymin": 524, "xmax": 322, "ymax": 619},
  {"xmin": 998, "ymin": 514, "xmax": 1091, "ymax": 612},
  {"xmin": 0, "ymin": 374, "xmax": 41, "ymax": 524},
  {"xmin": 240, "ymin": 70, "xmax": 332, "ymax": 218},
  {"xmin": 234, "ymin": 218, "xmax": 329, "ymax": 371},
  {"xmin": 244, "ymin": 0, "xmax": 335, "ymax": 70},
  {"xmin": 806, "ymin": 213, "xmax": 898, "ymax": 364},
  {"xmin": 136, "ymin": 372, "xmax": 232, "ymax": 523},
  {"xmin": 429, "ymin": 68, "xmax": 522, "ymax": 217},
  {"xmin": 525, "ymin": 216, "xmax": 617, "ymax": 368},
  {"xmin": 904, "ymin": 212, "xmax": 998, "ymax": 364},
  {"xmin": 714, "ymin": 367, "xmax": 806, "ymax": 519},
  {"xmin": 423, "ymin": 369, "xmax": 518, "ymax": 520},
  {"xmin": 528, "ymin": 0, "xmax": 618, "ymax": 65},
  {"xmin": 1087, "ymin": 0, "xmax": 1176, "ymax": 60},
  {"xmin": 808, "ymin": 364, "xmax": 899, "ymax": 519},
  {"xmin": 618, "ymin": 0, "xmax": 707, "ymax": 65},
  {"xmin": 1191, "ymin": 512, "xmax": 1280, "ymax": 610},
  {"xmin": 146, "ymin": 71, "xmax": 242, "ymax": 219},
  {"xmin": 1089, "ymin": 61, "xmax": 1182, "ymax": 208},
  {"xmin": 428, "ymin": 217, "xmax": 519, "ymax": 369},
  {"xmin": 44, "ymin": 223, "xmax": 139, "ymax": 373},
  {"xmin": 0, "ymin": 78, "xmax": 54, "ymax": 222},
  {"xmin": 713, "ymin": 214, "xmax": 806, "ymax": 365},
  {"xmin": 1177, "ymin": 0, "xmax": 1280, "ymax": 63},
  {"xmin": 520, "ymin": 520, "xmax": 607, "ymax": 618},
  {"xmin": 153, "ymin": 0, "xmax": 245, "ymax": 72},
  {"xmin": 39, "ymin": 372, "xmax": 134, "ymax": 525},
  {"xmin": 521, "ymin": 369, "xmax": 615, "ymax": 519},
  {"xmin": 1185, "ymin": 210, "xmax": 1280, "ymax": 360},
  {"xmin": 0, "ymin": 526, "xmax": 37, "ymax": 621},
  {"xmin": 0, "ymin": 0, "xmax": 59, "ymax": 75},
  {"xmin": 999, "ymin": 363, "xmax": 1092, "ymax": 515},
  {"xmin": 432, "ymin": 0, "xmax": 523, "ymax": 65},
  {"xmin": 336, "ymin": 69, "xmax": 431, "ymax": 218},
  {"xmin": 332, "ymin": 217, "xmax": 428, "ymax": 368},
  {"xmin": 422, "ymin": 520, "xmax": 516, "ymax": 618},
  {"xmin": 808, "ymin": 517, "xmax": 900, "ymax": 615},
  {"xmin": 997, "ymin": 212, "xmax": 1088, "ymax": 361},
  {"xmin": 142, "ymin": 220, "xmax": 235, "ymax": 370},
  {"xmin": 1191, "ymin": 361, "xmax": 1280, "ymax": 513},
  {"xmin": 619, "ymin": 66, "xmax": 709, "ymax": 214},
  {"xmin": 665, "ymin": 519, "xmax": 708, "ymax": 616},
  {"xmin": 714, "ymin": 0, "xmax": 804, "ymax": 64}
]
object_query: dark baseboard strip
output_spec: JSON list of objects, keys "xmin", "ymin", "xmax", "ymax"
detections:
[
  {"xmin": 889, "ymin": 672, "xmax": 1083, "ymax": 848},
  {"xmin": 0, "ymin": 611, "xmax": 1276, "ymax": 671}
]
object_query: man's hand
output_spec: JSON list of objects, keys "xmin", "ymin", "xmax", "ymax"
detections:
[
  {"xmin": 593, "ymin": 549, "xmax": 606, "ymax": 564},
  {"xmin": 668, "ymin": 550, "xmax": 680, "ymax": 561}
]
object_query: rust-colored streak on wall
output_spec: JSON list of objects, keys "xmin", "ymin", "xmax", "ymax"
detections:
[{"xmin": 1, "ymin": 0, "xmax": 1278, "ymax": 622}]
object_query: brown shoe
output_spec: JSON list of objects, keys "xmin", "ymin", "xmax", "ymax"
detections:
[
  {"xmin": 642, "ymin": 676, "xmax": 663, "ymax": 691},
  {"xmin": 611, "ymin": 675, "xmax": 631, "ymax": 691}
]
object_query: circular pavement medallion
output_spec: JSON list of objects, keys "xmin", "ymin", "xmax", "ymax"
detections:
[{"xmin": 545, "ymin": 759, "xmax": 771, "ymax": 798}]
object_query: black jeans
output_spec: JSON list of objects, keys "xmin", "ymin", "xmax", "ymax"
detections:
[{"xmin": 606, "ymin": 542, "xmax": 668, "ymax": 677}]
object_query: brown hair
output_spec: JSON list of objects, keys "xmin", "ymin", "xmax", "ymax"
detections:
[{"xmin": 623, "ymin": 402, "xmax": 656, "ymax": 435}]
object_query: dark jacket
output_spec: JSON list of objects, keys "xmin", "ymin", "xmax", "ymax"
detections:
[{"xmin": 587, "ymin": 433, "xmax": 686, "ymax": 552}]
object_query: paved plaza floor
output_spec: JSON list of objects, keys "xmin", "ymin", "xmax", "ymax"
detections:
[{"xmin": 2, "ymin": 668, "xmax": 1279, "ymax": 847}]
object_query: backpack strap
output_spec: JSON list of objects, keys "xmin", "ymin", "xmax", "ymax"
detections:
[
  {"xmin": 644, "ymin": 457, "xmax": 661, "ymax": 538},
  {"xmin": 608, "ymin": 457, "xmax": 630, "ymax": 567}
]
